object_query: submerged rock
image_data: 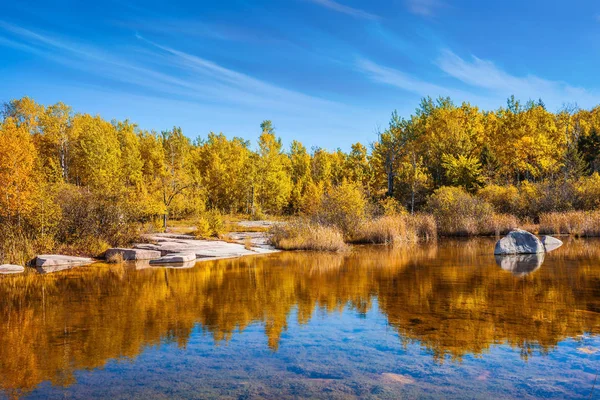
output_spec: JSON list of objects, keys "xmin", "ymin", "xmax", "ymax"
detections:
[
  {"xmin": 495, "ymin": 253, "xmax": 545, "ymax": 277},
  {"xmin": 0, "ymin": 264, "xmax": 24, "ymax": 274},
  {"xmin": 380, "ymin": 373, "xmax": 415, "ymax": 385},
  {"xmin": 104, "ymin": 248, "xmax": 161, "ymax": 261},
  {"xmin": 494, "ymin": 229, "xmax": 544, "ymax": 255},
  {"xmin": 149, "ymin": 252, "xmax": 196, "ymax": 264},
  {"xmin": 35, "ymin": 255, "xmax": 93, "ymax": 268},
  {"xmin": 541, "ymin": 235, "xmax": 563, "ymax": 252}
]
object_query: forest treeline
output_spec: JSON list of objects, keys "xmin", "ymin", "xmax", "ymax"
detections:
[{"xmin": 2, "ymin": 96, "xmax": 600, "ymax": 260}]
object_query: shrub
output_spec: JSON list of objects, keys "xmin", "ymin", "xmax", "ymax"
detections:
[
  {"xmin": 207, "ymin": 210, "xmax": 224, "ymax": 237},
  {"xmin": 195, "ymin": 209, "xmax": 224, "ymax": 238},
  {"xmin": 477, "ymin": 184, "xmax": 520, "ymax": 215},
  {"xmin": 377, "ymin": 197, "xmax": 406, "ymax": 217},
  {"xmin": 574, "ymin": 173, "xmax": 600, "ymax": 210},
  {"xmin": 311, "ymin": 181, "xmax": 367, "ymax": 237},
  {"xmin": 427, "ymin": 186, "xmax": 494, "ymax": 236},
  {"xmin": 269, "ymin": 220, "xmax": 347, "ymax": 252}
]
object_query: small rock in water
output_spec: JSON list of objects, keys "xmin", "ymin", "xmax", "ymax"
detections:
[
  {"xmin": 541, "ymin": 235, "xmax": 563, "ymax": 252},
  {"xmin": 0, "ymin": 264, "xmax": 24, "ymax": 274},
  {"xmin": 494, "ymin": 229, "xmax": 545, "ymax": 255},
  {"xmin": 476, "ymin": 371, "xmax": 491, "ymax": 381},
  {"xmin": 381, "ymin": 373, "xmax": 415, "ymax": 385}
]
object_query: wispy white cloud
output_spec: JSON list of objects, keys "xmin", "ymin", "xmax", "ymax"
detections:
[
  {"xmin": 307, "ymin": 0, "xmax": 379, "ymax": 20},
  {"xmin": 437, "ymin": 49, "xmax": 599, "ymax": 108},
  {"xmin": 356, "ymin": 57, "xmax": 474, "ymax": 100},
  {"xmin": 0, "ymin": 21, "xmax": 352, "ymax": 117},
  {"xmin": 405, "ymin": 0, "xmax": 444, "ymax": 16}
]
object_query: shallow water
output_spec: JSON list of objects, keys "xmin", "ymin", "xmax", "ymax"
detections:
[{"xmin": 1, "ymin": 238, "xmax": 599, "ymax": 399}]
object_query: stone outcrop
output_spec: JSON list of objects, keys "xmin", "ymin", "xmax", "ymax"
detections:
[
  {"xmin": 135, "ymin": 233, "xmax": 278, "ymax": 261},
  {"xmin": 494, "ymin": 230, "xmax": 545, "ymax": 255},
  {"xmin": 35, "ymin": 255, "xmax": 94, "ymax": 268},
  {"xmin": 104, "ymin": 248, "xmax": 161, "ymax": 261},
  {"xmin": 0, "ymin": 264, "xmax": 25, "ymax": 274}
]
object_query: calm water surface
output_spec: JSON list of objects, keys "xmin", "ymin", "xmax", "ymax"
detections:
[{"xmin": 1, "ymin": 238, "xmax": 599, "ymax": 399}]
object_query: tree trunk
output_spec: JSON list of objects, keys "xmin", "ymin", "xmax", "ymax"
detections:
[{"xmin": 163, "ymin": 213, "xmax": 168, "ymax": 233}]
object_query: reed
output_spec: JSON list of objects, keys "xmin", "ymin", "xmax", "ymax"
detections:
[
  {"xmin": 269, "ymin": 220, "xmax": 347, "ymax": 252},
  {"xmin": 351, "ymin": 214, "xmax": 437, "ymax": 245},
  {"xmin": 539, "ymin": 211, "xmax": 600, "ymax": 237}
]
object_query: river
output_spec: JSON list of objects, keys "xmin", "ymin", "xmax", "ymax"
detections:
[{"xmin": 0, "ymin": 238, "xmax": 599, "ymax": 399}]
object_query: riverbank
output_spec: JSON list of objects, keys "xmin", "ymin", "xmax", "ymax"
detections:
[{"xmin": 0, "ymin": 220, "xmax": 280, "ymax": 274}]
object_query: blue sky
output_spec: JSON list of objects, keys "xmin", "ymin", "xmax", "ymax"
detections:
[{"xmin": 1, "ymin": 0, "xmax": 600, "ymax": 150}]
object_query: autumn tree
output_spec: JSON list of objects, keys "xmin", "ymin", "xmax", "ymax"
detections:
[{"xmin": 254, "ymin": 121, "xmax": 292, "ymax": 214}]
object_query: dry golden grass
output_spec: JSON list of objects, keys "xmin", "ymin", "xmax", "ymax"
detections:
[
  {"xmin": 270, "ymin": 221, "xmax": 347, "ymax": 252},
  {"xmin": 539, "ymin": 211, "xmax": 600, "ymax": 236},
  {"xmin": 105, "ymin": 252, "xmax": 124, "ymax": 264},
  {"xmin": 243, "ymin": 237, "xmax": 253, "ymax": 251},
  {"xmin": 407, "ymin": 213, "xmax": 438, "ymax": 241},
  {"xmin": 477, "ymin": 213, "xmax": 520, "ymax": 236},
  {"xmin": 351, "ymin": 214, "xmax": 437, "ymax": 245}
]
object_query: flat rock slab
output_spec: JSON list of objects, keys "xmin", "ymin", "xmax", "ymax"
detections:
[
  {"xmin": 541, "ymin": 235, "xmax": 563, "ymax": 252},
  {"xmin": 0, "ymin": 264, "xmax": 24, "ymax": 274},
  {"xmin": 149, "ymin": 252, "xmax": 196, "ymax": 264},
  {"xmin": 105, "ymin": 248, "xmax": 161, "ymax": 261},
  {"xmin": 494, "ymin": 229, "xmax": 544, "ymax": 255},
  {"xmin": 35, "ymin": 255, "xmax": 93, "ymax": 268},
  {"xmin": 136, "ymin": 233, "xmax": 278, "ymax": 261}
]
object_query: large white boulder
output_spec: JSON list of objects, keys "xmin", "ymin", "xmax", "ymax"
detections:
[{"xmin": 494, "ymin": 229, "xmax": 545, "ymax": 255}]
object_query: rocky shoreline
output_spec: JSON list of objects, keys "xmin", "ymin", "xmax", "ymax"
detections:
[{"xmin": 0, "ymin": 224, "xmax": 279, "ymax": 275}]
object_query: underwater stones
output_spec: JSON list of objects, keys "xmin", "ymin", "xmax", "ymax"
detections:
[{"xmin": 494, "ymin": 229, "xmax": 545, "ymax": 255}]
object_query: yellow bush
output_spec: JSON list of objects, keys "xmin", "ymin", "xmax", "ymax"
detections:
[
  {"xmin": 427, "ymin": 186, "xmax": 494, "ymax": 236},
  {"xmin": 477, "ymin": 184, "xmax": 520, "ymax": 215},
  {"xmin": 312, "ymin": 181, "xmax": 367, "ymax": 237},
  {"xmin": 377, "ymin": 197, "xmax": 406, "ymax": 216},
  {"xmin": 195, "ymin": 210, "xmax": 224, "ymax": 238},
  {"xmin": 575, "ymin": 173, "xmax": 600, "ymax": 210}
]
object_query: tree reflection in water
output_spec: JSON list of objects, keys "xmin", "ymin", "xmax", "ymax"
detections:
[{"xmin": 0, "ymin": 238, "xmax": 599, "ymax": 396}]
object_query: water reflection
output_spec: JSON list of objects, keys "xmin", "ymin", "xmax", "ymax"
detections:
[
  {"xmin": 0, "ymin": 238, "xmax": 599, "ymax": 397},
  {"xmin": 495, "ymin": 253, "xmax": 545, "ymax": 276}
]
